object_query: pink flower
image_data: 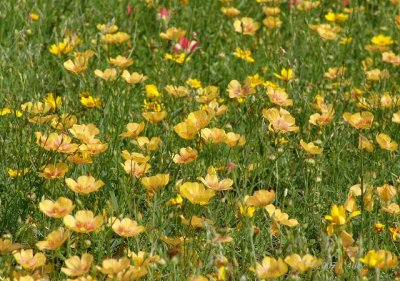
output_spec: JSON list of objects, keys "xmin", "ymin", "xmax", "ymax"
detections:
[
  {"xmin": 228, "ymin": 162, "xmax": 236, "ymax": 171},
  {"xmin": 173, "ymin": 36, "xmax": 199, "ymax": 54},
  {"xmin": 157, "ymin": 7, "xmax": 170, "ymax": 21},
  {"xmin": 127, "ymin": 4, "xmax": 133, "ymax": 15},
  {"xmin": 341, "ymin": 0, "xmax": 350, "ymax": 5}
]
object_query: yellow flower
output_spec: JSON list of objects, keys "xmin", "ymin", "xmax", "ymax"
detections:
[
  {"xmin": 36, "ymin": 227, "xmax": 70, "ymax": 250},
  {"xmin": 233, "ymin": 17, "xmax": 259, "ymax": 36},
  {"xmin": 233, "ymin": 48, "xmax": 255, "ymax": 63},
  {"xmin": 325, "ymin": 12, "xmax": 348, "ymax": 22},
  {"xmin": 94, "ymin": 68, "xmax": 117, "ymax": 81},
  {"xmin": 65, "ymin": 176, "xmax": 105, "ymax": 194},
  {"xmin": 256, "ymin": 257, "xmax": 288, "ymax": 279},
  {"xmin": 0, "ymin": 107, "xmax": 12, "ymax": 116},
  {"xmin": 21, "ymin": 101, "xmax": 51, "ymax": 114},
  {"xmin": 324, "ymin": 204, "xmax": 360, "ymax": 235},
  {"xmin": 179, "ymin": 182, "xmax": 216, "ymax": 205},
  {"xmin": 49, "ymin": 41, "xmax": 73, "ymax": 55},
  {"xmin": 165, "ymin": 53, "xmax": 190, "ymax": 64},
  {"xmin": 100, "ymin": 32, "xmax": 130, "ymax": 44},
  {"xmin": 262, "ymin": 107, "xmax": 299, "ymax": 133},
  {"xmin": 340, "ymin": 37, "xmax": 353, "ymax": 45},
  {"xmin": 245, "ymin": 189, "xmax": 275, "ymax": 207},
  {"xmin": 121, "ymin": 70, "xmax": 148, "ymax": 84},
  {"xmin": 39, "ymin": 197, "xmax": 75, "ymax": 218},
  {"xmin": 376, "ymin": 133, "xmax": 398, "ymax": 151},
  {"xmin": 141, "ymin": 174, "xmax": 170, "ymax": 195},
  {"xmin": 359, "ymin": 250, "xmax": 398, "ymax": 269},
  {"xmin": 121, "ymin": 151, "xmax": 150, "ymax": 163},
  {"xmin": 186, "ymin": 78, "xmax": 202, "ymax": 89},
  {"xmin": 343, "ymin": 111, "xmax": 374, "ymax": 129},
  {"xmin": 145, "ymin": 84, "xmax": 161, "ymax": 99},
  {"xmin": 371, "ymin": 34, "xmax": 394, "ymax": 46},
  {"xmin": 284, "ymin": 254, "xmax": 322, "ymax": 274},
  {"xmin": 109, "ymin": 55, "xmax": 133, "ymax": 68},
  {"xmin": 382, "ymin": 203, "xmax": 400, "ymax": 215},
  {"xmin": 110, "ymin": 217, "xmax": 145, "ymax": 237},
  {"xmin": 300, "ymin": 140, "xmax": 323, "ymax": 155},
  {"xmin": 96, "ymin": 23, "xmax": 119, "ymax": 33},
  {"xmin": 220, "ymin": 7, "xmax": 241, "ymax": 17},
  {"xmin": 29, "ymin": 12, "xmax": 40, "ymax": 21},
  {"xmin": 7, "ymin": 167, "xmax": 29, "ymax": 178},
  {"xmin": 273, "ymin": 68, "xmax": 294, "ymax": 81},
  {"xmin": 173, "ymin": 147, "xmax": 198, "ymax": 164},
  {"xmin": 237, "ymin": 202, "xmax": 256, "ymax": 218},
  {"xmin": 63, "ymin": 210, "xmax": 104, "ymax": 233},
  {"xmin": 62, "ymin": 253, "xmax": 93, "ymax": 277},
  {"xmin": 14, "ymin": 249, "xmax": 46, "ymax": 270},
  {"xmin": 35, "ymin": 132, "xmax": 79, "ymax": 154},
  {"xmin": 263, "ymin": 17, "xmax": 282, "ymax": 29},
  {"xmin": 80, "ymin": 94, "xmax": 102, "ymax": 108}
]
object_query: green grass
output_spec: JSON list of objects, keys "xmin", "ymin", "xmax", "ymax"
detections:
[{"xmin": 0, "ymin": 0, "xmax": 400, "ymax": 280}]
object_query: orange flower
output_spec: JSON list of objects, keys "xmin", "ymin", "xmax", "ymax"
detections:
[
  {"xmin": 65, "ymin": 176, "xmax": 104, "ymax": 194},
  {"xmin": 14, "ymin": 249, "xmax": 46, "ymax": 270},
  {"xmin": 159, "ymin": 27, "xmax": 186, "ymax": 41},
  {"xmin": 376, "ymin": 133, "xmax": 398, "ymax": 151},
  {"xmin": 262, "ymin": 108, "xmax": 299, "ymax": 133},
  {"xmin": 0, "ymin": 238, "xmax": 22, "ymax": 253},
  {"xmin": 94, "ymin": 68, "xmax": 117, "ymax": 81},
  {"xmin": 35, "ymin": 132, "xmax": 79, "ymax": 154},
  {"xmin": 121, "ymin": 151, "xmax": 150, "ymax": 163},
  {"xmin": 265, "ymin": 204, "xmax": 299, "ymax": 235},
  {"xmin": 36, "ymin": 227, "xmax": 70, "ymax": 250},
  {"xmin": 132, "ymin": 136, "xmax": 162, "ymax": 151},
  {"xmin": 201, "ymin": 128, "xmax": 226, "ymax": 144},
  {"xmin": 69, "ymin": 123, "xmax": 100, "ymax": 144},
  {"xmin": 64, "ymin": 57, "xmax": 89, "ymax": 75},
  {"xmin": 179, "ymin": 182, "xmax": 216, "ymax": 205},
  {"xmin": 179, "ymin": 215, "xmax": 214, "ymax": 229},
  {"xmin": 142, "ymin": 111, "xmax": 167, "ymax": 123},
  {"xmin": 245, "ymin": 189, "xmax": 275, "ymax": 207},
  {"xmin": 225, "ymin": 132, "xmax": 246, "ymax": 147},
  {"xmin": 121, "ymin": 70, "xmax": 148, "ymax": 84},
  {"xmin": 233, "ymin": 17, "xmax": 259, "ymax": 36},
  {"xmin": 109, "ymin": 55, "xmax": 133, "ymax": 68},
  {"xmin": 173, "ymin": 147, "xmax": 198, "ymax": 164},
  {"xmin": 197, "ymin": 173, "xmax": 233, "ymax": 191},
  {"xmin": 38, "ymin": 163, "xmax": 69, "ymax": 179},
  {"xmin": 256, "ymin": 257, "xmax": 288, "ymax": 279},
  {"xmin": 300, "ymin": 140, "xmax": 323, "ymax": 155},
  {"xmin": 97, "ymin": 257, "xmax": 131, "ymax": 277},
  {"xmin": 284, "ymin": 254, "xmax": 322, "ymax": 274},
  {"xmin": 266, "ymin": 87, "xmax": 293, "ymax": 106},
  {"xmin": 39, "ymin": 197, "xmax": 75, "ymax": 218},
  {"xmin": 165, "ymin": 85, "xmax": 190, "ymax": 98},
  {"xmin": 343, "ymin": 111, "xmax": 374, "ymax": 129},
  {"xmin": 110, "ymin": 217, "xmax": 145, "ymax": 237},
  {"xmin": 227, "ymin": 79, "xmax": 255, "ymax": 99},
  {"xmin": 122, "ymin": 160, "xmax": 151, "ymax": 177},
  {"xmin": 63, "ymin": 210, "xmax": 103, "ymax": 233},
  {"xmin": 120, "ymin": 122, "xmax": 145, "ymax": 138},
  {"xmin": 376, "ymin": 184, "xmax": 396, "ymax": 203},
  {"xmin": 61, "ymin": 253, "xmax": 93, "ymax": 277},
  {"xmin": 141, "ymin": 174, "xmax": 170, "ymax": 195}
]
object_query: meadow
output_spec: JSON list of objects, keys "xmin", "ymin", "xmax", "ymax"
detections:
[{"xmin": 0, "ymin": 0, "xmax": 400, "ymax": 280}]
